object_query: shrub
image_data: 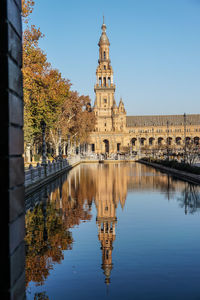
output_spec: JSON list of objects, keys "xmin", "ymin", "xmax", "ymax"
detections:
[{"xmin": 140, "ymin": 158, "xmax": 200, "ymax": 175}]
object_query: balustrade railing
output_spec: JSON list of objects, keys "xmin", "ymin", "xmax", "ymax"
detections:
[
  {"xmin": 25, "ymin": 154, "xmax": 136, "ymax": 188},
  {"xmin": 25, "ymin": 156, "xmax": 80, "ymax": 188}
]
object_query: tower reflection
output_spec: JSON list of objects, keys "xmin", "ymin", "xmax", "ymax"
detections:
[
  {"xmin": 25, "ymin": 162, "xmax": 200, "ymax": 292},
  {"xmin": 92, "ymin": 163, "xmax": 129, "ymax": 284}
]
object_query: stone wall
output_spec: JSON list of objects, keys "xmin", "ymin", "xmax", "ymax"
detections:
[{"xmin": 0, "ymin": 0, "xmax": 25, "ymax": 298}]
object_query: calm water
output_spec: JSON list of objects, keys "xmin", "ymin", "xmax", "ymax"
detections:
[{"xmin": 25, "ymin": 163, "xmax": 200, "ymax": 300}]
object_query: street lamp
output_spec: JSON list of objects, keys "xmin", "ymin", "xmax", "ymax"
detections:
[
  {"xmin": 183, "ymin": 113, "xmax": 187, "ymax": 163},
  {"xmin": 152, "ymin": 124, "xmax": 155, "ymax": 158},
  {"xmin": 40, "ymin": 120, "xmax": 47, "ymax": 166},
  {"xmin": 167, "ymin": 120, "xmax": 169, "ymax": 161}
]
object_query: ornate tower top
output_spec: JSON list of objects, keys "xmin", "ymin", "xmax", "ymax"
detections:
[{"xmin": 98, "ymin": 17, "xmax": 110, "ymax": 47}]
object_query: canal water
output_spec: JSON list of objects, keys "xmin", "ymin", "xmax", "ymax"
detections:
[{"xmin": 25, "ymin": 163, "xmax": 200, "ymax": 300}]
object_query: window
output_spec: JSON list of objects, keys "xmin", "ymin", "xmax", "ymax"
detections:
[
  {"xmin": 103, "ymin": 77, "xmax": 106, "ymax": 86},
  {"xmin": 105, "ymin": 123, "xmax": 106, "ymax": 126},
  {"xmin": 104, "ymin": 99, "xmax": 107, "ymax": 103},
  {"xmin": 149, "ymin": 138, "xmax": 154, "ymax": 145},
  {"xmin": 104, "ymin": 51, "xmax": 106, "ymax": 59},
  {"xmin": 131, "ymin": 138, "xmax": 136, "ymax": 146},
  {"xmin": 104, "ymin": 65, "xmax": 106, "ymax": 70}
]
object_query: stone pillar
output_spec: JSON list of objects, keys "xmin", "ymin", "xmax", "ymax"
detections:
[{"xmin": 0, "ymin": 0, "xmax": 25, "ymax": 298}]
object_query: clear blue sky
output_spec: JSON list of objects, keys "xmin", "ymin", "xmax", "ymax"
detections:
[{"xmin": 29, "ymin": 0, "xmax": 200, "ymax": 116}]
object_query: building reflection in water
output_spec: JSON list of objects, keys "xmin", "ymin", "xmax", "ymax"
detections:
[{"xmin": 25, "ymin": 163, "xmax": 200, "ymax": 293}]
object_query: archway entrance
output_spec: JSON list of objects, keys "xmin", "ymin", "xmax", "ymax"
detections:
[{"xmin": 103, "ymin": 139, "xmax": 109, "ymax": 153}]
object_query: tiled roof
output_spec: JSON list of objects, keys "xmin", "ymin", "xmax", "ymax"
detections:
[{"xmin": 126, "ymin": 114, "xmax": 200, "ymax": 127}]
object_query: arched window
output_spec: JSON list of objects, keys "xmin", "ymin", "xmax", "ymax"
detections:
[
  {"xmin": 104, "ymin": 51, "xmax": 106, "ymax": 59},
  {"xmin": 140, "ymin": 138, "xmax": 146, "ymax": 146},
  {"xmin": 103, "ymin": 77, "xmax": 106, "ymax": 86},
  {"xmin": 194, "ymin": 137, "xmax": 199, "ymax": 145},
  {"xmin": 186, "ymin": 137, "xmax": 191, "ymax": 145},
  {"xmin": 176, "ymin": 137, "xmax": 181, "ymax": 145},
  {"xmin": 99, "ymin": 77, "xmax": 102, "ymax": 86},
  {"xmin": 149, "ymin": 137, "xmax": 154, "ymax": 145},
  {"xmin": 158, "ymin": 137, "xmax": 163, "ymax": 145},
  {"xmin": 131, "ymin": 138, "xmax": 137, "ymax": 146},
  {"xmin": 104, "ymin": 65, "xmax": 106, "ymax": 70},
  {"xmin": 108, "ymin": 77, "xmax": 111, "ymax": 86}
]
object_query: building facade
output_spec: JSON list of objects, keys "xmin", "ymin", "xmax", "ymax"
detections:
[{"xmin": 89, "ymin": 21, "xmax": 200, "ymax": 155}]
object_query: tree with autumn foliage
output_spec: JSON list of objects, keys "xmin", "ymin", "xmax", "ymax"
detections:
[
  {"xmin": 54, "ymin": 92, "xmax": 96, "ymax": 148},
  {"xmin": 22, "ymin": 0, "xmax": 95, "ymax": 161},
  {"xmin": 22, "ymin": 19, "xmax": 71, "ymax": 152}
]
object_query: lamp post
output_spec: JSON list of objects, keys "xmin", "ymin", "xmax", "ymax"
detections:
[
  {"xmin": 138, "ymin": 133, "xmax": 141, "ymax": 159},
  {"xmin": 40, "ymin": 120, "xmax": 47, "ymax": 166},
  {"xmin": 184, "ymin": 113, "xmax": 186, "ymax": 162},
  {"xmin": 58, "ymin": 129, "xmax": 62, "ymax": 160},
  {"xmin": 167, "ymin": 120, "xmax": 169, "ymax": 161},
  {"xmin": 152, "ymin": 124, "xmax": 155, "ymax": 158}
]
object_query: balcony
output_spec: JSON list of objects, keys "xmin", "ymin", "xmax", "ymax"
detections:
[
  {"xmin": 98, "ymin": 59, "xmax": 111, "ymax": 64},
  {"xmin": 94, "ymin": 83, "xmax": 116, "ymax": 90}
]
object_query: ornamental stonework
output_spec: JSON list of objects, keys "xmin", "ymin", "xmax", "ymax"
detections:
[{"xmin": 89, "ymin": 21, "xmax": 200, "ymax": 154}]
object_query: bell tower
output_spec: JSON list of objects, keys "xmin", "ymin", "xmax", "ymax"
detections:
[{"xmin": 94, "ymin": 18, "xmax": 116, "ymax": 132}]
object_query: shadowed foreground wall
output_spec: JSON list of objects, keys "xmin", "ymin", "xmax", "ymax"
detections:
[{"xmin": 0, "ymin": 0, "xmax": 25, "ymax": 298}]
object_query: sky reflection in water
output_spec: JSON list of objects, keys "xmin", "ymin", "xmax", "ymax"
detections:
[{"xmin": 25, "ymin": 163, "xmax": 200, "ymax": 300}]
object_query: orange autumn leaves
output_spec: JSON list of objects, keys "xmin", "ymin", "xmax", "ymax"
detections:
[{"xmin": 22, "ymin": 0, "xmax": 95, "ymax": 150}]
